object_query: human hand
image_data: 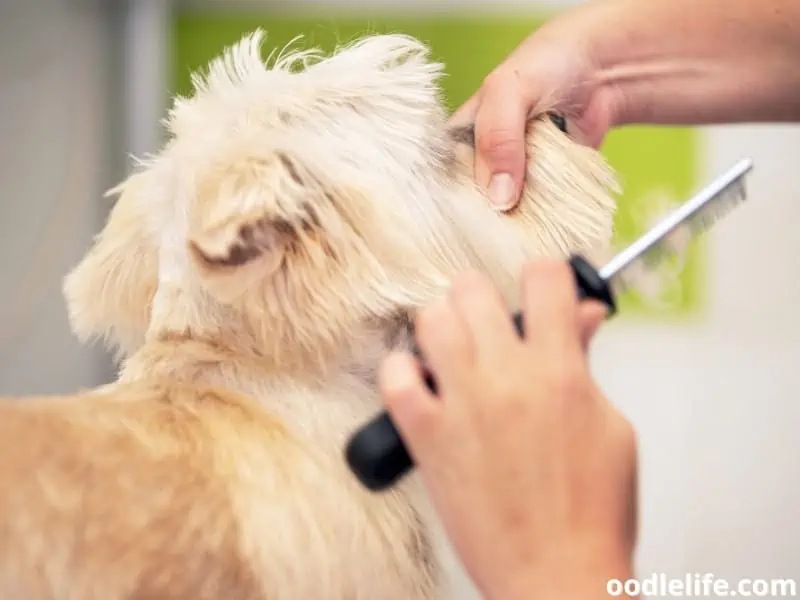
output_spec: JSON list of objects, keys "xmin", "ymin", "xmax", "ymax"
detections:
[
  {"xmin": 453, "ymin": 0, "xmax": 800, "ymax": 212},
  {"xmin": 450, "ymin": 2, "xmax": 625, "ymax": 211},
  {"xmin": 379, "ymin": 261, "xmax": 638, "ymax": 600}
]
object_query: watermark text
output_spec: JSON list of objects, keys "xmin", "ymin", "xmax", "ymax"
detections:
[{"xmin": 607, "ymin": 573, "xmax": 797, "ymax": 597}]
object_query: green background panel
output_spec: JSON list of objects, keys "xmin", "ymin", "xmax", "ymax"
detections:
[{"xmin": 171, "ymin": 10, "xmax": 702, "ymax": 317}]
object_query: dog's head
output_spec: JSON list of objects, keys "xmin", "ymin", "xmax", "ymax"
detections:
[{"xmin": 64, "ymin": 30, "xmax": 618, "ymax": 370}]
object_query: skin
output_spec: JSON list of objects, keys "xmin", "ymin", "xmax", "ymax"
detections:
[
  {"xmin": 450, "ymin": 0, "xmax": 800, "ymax": 210},
  {"xmin": 381, "ymin": 261, "xmax": 636, "ymax": 600}
]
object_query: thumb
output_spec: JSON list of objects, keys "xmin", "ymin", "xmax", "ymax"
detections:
[
  {"xmin": 473, "ymin": 69, "xmax": 536, "ymax": 211},
  {"xmin": 578, "ymin": 301, "xmax": 608, "ymax": 351}
]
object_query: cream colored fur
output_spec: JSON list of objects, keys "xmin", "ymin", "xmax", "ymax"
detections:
[{"xmin": 0, "ymin": 30, "xmax": 619, "ymax": 599}]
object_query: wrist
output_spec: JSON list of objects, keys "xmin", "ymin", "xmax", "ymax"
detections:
[
  {"xmin": 482, "ymin": 537, "xmax": 635, "ymax": 600},
  {"xmin": 579, "ymin": 0, "xmax": 715, "ymax": 128}
]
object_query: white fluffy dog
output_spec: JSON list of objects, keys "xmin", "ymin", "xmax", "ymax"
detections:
[{"xmin": 0, "ymin": 30, "xmax": 618, "ymax": 599}]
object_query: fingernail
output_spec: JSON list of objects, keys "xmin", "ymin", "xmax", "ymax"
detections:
[{"xmin": 488, "ymin": 173, "xmax": 516, "ymax": 211}]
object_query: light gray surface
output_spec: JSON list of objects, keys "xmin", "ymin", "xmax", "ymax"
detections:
[{"xmin": 0, "ymin": 0, "xmax": 122, "ymax": 394}]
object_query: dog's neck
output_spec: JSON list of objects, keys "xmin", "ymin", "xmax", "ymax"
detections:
[{"xmin": 117, "ymin": 309, "xmax": 416, "ymax": 399}]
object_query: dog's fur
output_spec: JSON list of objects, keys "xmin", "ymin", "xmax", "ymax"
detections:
[{"xmin": 0, "ymin": 31, "xmax": 619, "ymax": 599}]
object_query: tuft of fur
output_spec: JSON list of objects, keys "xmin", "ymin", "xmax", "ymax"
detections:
[{"xmin": 1, "ymin": 30, "xmax": 619, "ymax": 598}]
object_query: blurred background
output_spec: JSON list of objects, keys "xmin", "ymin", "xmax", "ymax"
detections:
[{"xmin": 1, "ymin": 0, "xmax": 799, "ymax": 596}]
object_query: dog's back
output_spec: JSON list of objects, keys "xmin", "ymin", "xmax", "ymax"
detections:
[{"xmin": 0, "ymin": 375, "xmax": 438, "ymax": 599}]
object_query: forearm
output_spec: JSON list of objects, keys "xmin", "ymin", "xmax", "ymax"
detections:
[{"xmin": 582, "ymin": 0, "xmax": 800, "ymax": 126}]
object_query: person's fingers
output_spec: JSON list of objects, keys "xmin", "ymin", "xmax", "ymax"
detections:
[
  {"xmin": 519, "ymin": 260, "xmax": 582, "ymax": 357},
  {"xmin": 473, "ymin": 67, "xmax": 535, "ymax": 211},
  {"xmin": 577, "ymin": 301, "xmax": 608, "ymax": 351},
  {"xmin": 379, "ymin": 351, "xmax": 442, "ymax": 455},
  {"xmin": 413, "ymin": 297, "xmax": 476, "ymax": 398},
  {"xmin": 448, "ymin": 270, "xmax": 519, "ymax": 366}
]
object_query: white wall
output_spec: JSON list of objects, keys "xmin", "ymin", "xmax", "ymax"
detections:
[{"xmin": 594, "ymin": 123, "xmax": 800, "ymax": 585}]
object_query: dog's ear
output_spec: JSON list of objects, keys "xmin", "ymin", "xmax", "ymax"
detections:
[
  {"xmin": 186, "ymin": 149, "xmax": 333, "ymax": 304},
  {"xmin": 63, "ymin": 171, "xmax": 158, "ymax": 357}
]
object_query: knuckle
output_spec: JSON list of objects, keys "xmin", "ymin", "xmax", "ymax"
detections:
[
  {"xmin": 376, "ymin": 355, "xmax": 419, "ymax": 405},
  {"xmin": 499, "ymin": 382, "xmax": 529, "ymax": 413},
  {"xmin": 380, "ymin": 371, "xmax": 416, "ymax": 403},
  {"xmin": 481, "ymin": 67, "xmax": 517, "ymax": 92},
  {"xmin": 491, "ymin": 356, "xmax": 535, "ymax": 395},
  {"xmin": 522, "ymin": 259, "xmax": 573, "ymax": 289},
  {"xmin": 479, "ymin": 69, "xmax": 502, "ymax": 93},
  {"xmin": 474, "ymin": 376, "xmax": 526, "ymax": 423},
  {"xmin": 450, "ymin": 269, "xmax": 493, "ymax": 302},
  {"xmin": 520, "ymin": 261, "xmax": 541, "ymax": 287},
  {"xmin": 614, "ymin": 414, "xmax": 638, "ymax": 453},
  {"xmin": 541, "ymin": 258, "xmax": 572, "ymax": 281},
  {"xmin": 547, "ymin": 361, "xmax": 589, "ymax": 399},
  {"xmin": 475, "ymin": 128, "xmax": 524, "ymax": 162},
  {"xmin": 414, "ymin": 302, "xmax": 445, "ymax": 341},
  {"xmin": 480, "ymin": 69, "xmax": 500, "ymax": 89},
  {"xmin": 414, "ymin": 299, "xmax": 467, "ymax": 353}
]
